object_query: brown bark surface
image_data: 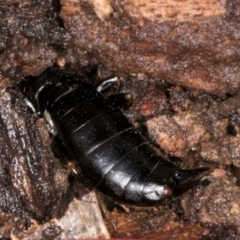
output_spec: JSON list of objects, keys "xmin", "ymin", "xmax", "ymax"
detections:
[{"xmin": 61, "ymin": 0, "xmax": 240, "ymax": 95}]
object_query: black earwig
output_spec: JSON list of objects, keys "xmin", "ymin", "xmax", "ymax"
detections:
[{"xmin": 20, "ymin": 68, "xmax": 209, "ymax": 205}]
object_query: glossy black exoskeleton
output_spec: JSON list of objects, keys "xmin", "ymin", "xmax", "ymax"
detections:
[{"xmin": 20, "ymin": 68, "xmax": 209, "ymax": 205}]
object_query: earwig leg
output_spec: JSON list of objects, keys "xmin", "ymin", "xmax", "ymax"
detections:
[
  {"xmin": 68, "ymin": 176, "xmax": 91, "ymax": 200},
  {"xmin": 107, "ymin": 93, "xmax": 133, "ymax": 111},
  {"xmin": 95, "ymin": 76, "xmax": 120, "ymax": 94},
  {"xmin": 52, "ymin": 136, "xmax": 80, "ymax": 175},
  {"xmin": 133, "ymin": 121, "xmax": 149, "ymax": 136},
  {"xmin": 24, "ymin": 97, "xmax": 37, "ymax": 113}
]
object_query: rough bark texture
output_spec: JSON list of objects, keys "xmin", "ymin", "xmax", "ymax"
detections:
[
  {"xmin": 0, "ymin": 0, "xmax": 70, "ymax": 80},
  {"xmin": 60, "ymin": 0, "xmax": 240, "ymax": 95},
  {"xmin": 0, "ymin": 89, "xmax": 69, "ymax": 223}
]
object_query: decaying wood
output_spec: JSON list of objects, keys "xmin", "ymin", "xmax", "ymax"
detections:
[{"xmin": 61, "ymin": 0, "xmax": 240, "ymax": 95}]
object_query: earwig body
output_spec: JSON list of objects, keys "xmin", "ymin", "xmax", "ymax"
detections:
[{"xmin": 21, "ymin": 68, "xmax": 208, "ymax": 205}]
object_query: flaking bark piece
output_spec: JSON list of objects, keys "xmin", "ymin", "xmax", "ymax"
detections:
[{"xmin": 0, "ymin": 87, "xmax": 69, "ymax": 222}]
